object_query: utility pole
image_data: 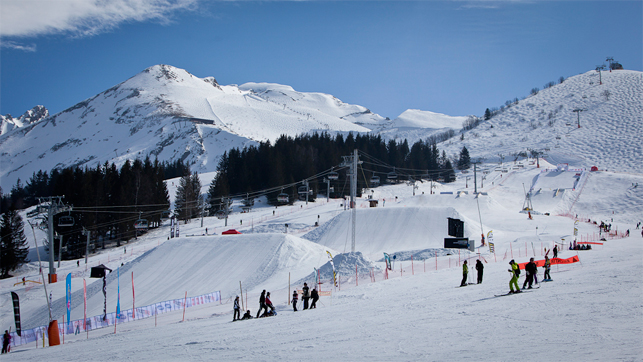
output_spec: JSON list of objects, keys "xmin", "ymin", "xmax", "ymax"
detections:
[
  {"xmin": 573, "ymin": 109, "xmax": 585, "ymax": 128},
  {"xmin": 472, "ymin": 162, "xmax": 480, "ymax": 194},
  {"xmin": 341, "ymin": 149, "xmax": 361, "ymax": 252},
  {"xmin": 36, "ymin": 196, "xmax": 70, "ymax": 283},
  {"xmin": 82, "ymin": 228, "xmax": 91, "ymax": 266}
]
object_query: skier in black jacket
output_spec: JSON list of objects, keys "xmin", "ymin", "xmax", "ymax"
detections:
[
  {"xmin": 475, "ymin": 259, "xmax": 484, "ymax": 284},
  {"xmin": 523, "ymin": 258, "xmax": 538, "ymax": 289},
  {"xmin": 256, "ymin": 290, "xmax": 267, "ymax": 318},
  {"xmin": 302, "ymin": 283, "xmax": 310, "ymax": 310},
  {"xmin": 310, "ymin": 288, "xmax": 319, "ymax": 309}
]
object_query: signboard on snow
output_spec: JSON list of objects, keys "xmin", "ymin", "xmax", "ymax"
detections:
[{"xmin": 444, "ymin": 237, "xmax": 473, "ymax": 251}]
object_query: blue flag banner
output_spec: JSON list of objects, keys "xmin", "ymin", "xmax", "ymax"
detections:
[
  {"xmin": 66, "ymin": 273, "xmax": 72, "ymax": 326},
  {"xmin": 117, "ymin": 267, "xmax": 121, "ymax": 318}
]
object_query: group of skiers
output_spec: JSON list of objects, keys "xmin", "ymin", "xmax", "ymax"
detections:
[
  {"xmin": 232, "ymin": 282, "xmax": 321, "ymax": 321},
  {"xmin": 507, "ymin": 255, "xmax": 552, "ymax": 294},
  {"xmin": 460, "ymin": 253, "xmax": 553, "ymax": 294},
  {"xmin": 460, "ymin": 260, "xmax": 485, "ymax": 286},
  {"xmin": 291, "ymin": 283, "xmax": 319, "ymax": 311}
]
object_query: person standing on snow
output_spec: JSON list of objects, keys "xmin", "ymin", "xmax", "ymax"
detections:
[
  {"xmin": 310, "ymin": 287, "xmax": 319, "ymax": 309},
  {"xmin": 302, "ymin": 283, "xmax": 310, "ymax": 310},
  {"xmin": 460, "ymin": 260, "xmax": 469, "ymax": 287},
  {"xmin": 508, "ymin": 260, "xmax": 521, "ymax": 293},
  {"xmin": 543, "ymin": 256, "xmax": 552, "ymax": 281},
  {"xmin": 553, "ymin": 245, "xmax": 558, "ymax": 258},
  {"xmin": 475, "ymin": 259, "xmax": 484, "ymax": 284},
  {"xmin": 256, "ymin": 290, "xmax": 267, "ymax": 318},
  {"xmin": 523, "ymin": 258, "xmax": 537, "ymax": 289},
  {"xmin": 292, "ymin": 290, "xmax": 298, "ymax": 312},
  {"xmin": 1, "ymin": 330, "xmax": 10, "ymax": 354},
  {"xmin": 233, "ymin": 296, "xmax": 241, "ymax": 321}
]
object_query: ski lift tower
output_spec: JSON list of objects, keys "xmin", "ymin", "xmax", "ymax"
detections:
[
  {"xmin": 36, "ymin": 196, "xmax": 71, "ymax": 283},
  {"xmin": 573, "ymin": 109, "xmax": 585, "ymax": 128},
  {"xmin": 341, "ymin": 149, "xmax": 361, "ymax": 252}
]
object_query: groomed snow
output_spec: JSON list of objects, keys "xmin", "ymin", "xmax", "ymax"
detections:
[{"xmin": 1, "ymin": 157, "xmax": 641, "ymax": 361}]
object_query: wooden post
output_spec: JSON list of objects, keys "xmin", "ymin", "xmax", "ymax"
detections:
[
  {"xmin": 239, "ymin": 281, "xmax": 244, "ymax": 310},
  {"xmin": 182, "ymin": 291, "xmax": 187, "ymax": 322}
]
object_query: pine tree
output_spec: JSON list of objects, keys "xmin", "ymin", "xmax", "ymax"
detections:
[
  {"xmin": 0, "ymin": 208, "xmax": 29, "ymax": 277},
  {"xmin": 484, "ymin": 108, "xmax": 492, "ymax": 121},
  {"xmin": 458, "ymin": 146, "xmax": 471, "ymax": 170}
]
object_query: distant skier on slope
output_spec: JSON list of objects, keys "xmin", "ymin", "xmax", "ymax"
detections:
[
  {"xmin": 476, "ymin": 259, "xmax": 484, "ymax": 284},
  {"xmin": 543, "ymin": 256, "xmax": 552, "ymax": 281},
  {"xmin": 302, "ymin": 283, "xmax": 310, "ymax": 310},
  {"xmin": 1, "ymin": 330, "xmax": 10, "ymax": 354},
  {"xmin": 292, "ymin": 290, "xmax": 298, "ymax": 312},
  {"xmin": 256, "ymin": 290, "xmax": 267, "ymax": 318},
  {"xmin": 310, "ymin": 287, "xmax": 319, "ymax": 309},
  {"xmin": 233, "ymin": 296, "xmax": 241, "ymax": 321},
  {"xmin": 508, "ymin": 260, "xmax": 521, "ymax": 294},
  {"xmin": 460, "ymin": 260, "xmax": 468, "ymax": 287},
  {"xmin": 553, "ymin": 245, "xmax": 558, "ymax": 258}
]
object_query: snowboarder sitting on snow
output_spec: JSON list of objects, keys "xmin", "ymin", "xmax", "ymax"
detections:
[
  {"xmin": 241, "ymin": 310, "xmax": 253, "ymax": 320},
  {"xmin": 292, "ymin": 290, "xmax": 298, "ymax": 312},
  {"xmin": 523, "ymin": 258, "xmax": 537, "ymax": 289},
  {"xmin": 310, "ymin": 287, "xmax": 319, "ymax": 309},
  {"xmin": 1, "ymin": 330, "xmax": 10, "ymax": 354},
  {"xmin": 508, "ymin": 260, "xmax": 521, "ymax": 294}
]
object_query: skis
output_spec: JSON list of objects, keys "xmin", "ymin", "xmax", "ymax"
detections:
[{"xmin": 494, "ymin": 290, "xmax": 534, "ymax": 297}]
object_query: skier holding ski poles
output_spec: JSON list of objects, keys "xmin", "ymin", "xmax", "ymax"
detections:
[{"xmin": 508, "ymin": 260, "xmax": 521, "ymax": 294}]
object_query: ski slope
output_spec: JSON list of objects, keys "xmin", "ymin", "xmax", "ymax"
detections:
[{"xmin": 1, "ymin": 158, "xmax": 642, "ymax": 361}]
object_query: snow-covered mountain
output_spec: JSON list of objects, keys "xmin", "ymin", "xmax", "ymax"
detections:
[
  {"xmin": 0, "ymin": 105, "xmax": 48, "ymax": 136},
  {"xmin": 1, "ymin": 64, "xmax": 444, "ymax": 190},
  {"xmin": 0, "ymin": 65, "xmax": 641, "ymax": 191},
  {"xmin": 441, "ymin": 69, "xmax": 643, "ymax": 173}
]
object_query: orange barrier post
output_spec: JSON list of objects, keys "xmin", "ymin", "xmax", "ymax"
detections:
[
  {"xmin": 182, "ymin": 291, "xmax": 188, "ymax": 322},
  {"xmin": 48, "ymin": 320, "xmax": 60, "ymax": 346}
]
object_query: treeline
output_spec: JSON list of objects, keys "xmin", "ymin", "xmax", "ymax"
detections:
[
  {"xmin": 3, "ymin": 157, "xmax": 172, "ymax": 259},
  {"xmin": 207, "ymin": 132, "xmax": 455, "ymax": 207}
]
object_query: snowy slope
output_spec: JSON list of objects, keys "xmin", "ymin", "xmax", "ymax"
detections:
[
  {"xmin": 376, "ymin": 109, "xmax": 466, "ymax": 142},
  {"xmin": 1, "ymin": 157, "xmax": 641, "ymax": 360},
  {"xmin": 440, "ymin": 70, "xmax": 643, "ymax": 173}
]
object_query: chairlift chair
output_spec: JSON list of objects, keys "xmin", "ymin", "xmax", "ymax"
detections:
[
  {"xmin": 215, "ymin": 210, "xmax": 227, "ymax": 219},
  {"xmin": 370, "ymin": 174, "xmax": 380, "ymax": 187},
  {"xmin": 134, "ymin": 219, "xmax": 149, "ymax": 230},
  {"xmin": 58, "ymin": 216, "xmax": 75, "ymax": 227},
  {"xmin": 328, "ymin": 170, "xmax": 339, "ymax": 180},
  {"xmin": 387, "ymin": 168, "xmax": 398, "ymax": 181},
  {"xmin": 277, "ymin": 192, "xmax": 289, "ymax": 204}
]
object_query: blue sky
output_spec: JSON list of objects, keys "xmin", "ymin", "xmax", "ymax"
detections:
[{"xmin": 1, "ymin": 0, "xmax": 641, "ymax": 120}]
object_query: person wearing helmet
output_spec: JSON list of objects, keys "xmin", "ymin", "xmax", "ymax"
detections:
[
  {"xmin": 233, "ymin": 296, "xmax": 241, "ymax": 321},
  {"xmin": 508, "ymin": 260, "xmax": 521, "ymax": 293}
]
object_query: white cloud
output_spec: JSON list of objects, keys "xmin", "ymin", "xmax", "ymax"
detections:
[
  {"xmin": 1, "ymin": 41, "xmax": 37, "ymax": 52},
  {"xmin": 0, "ymin": 0, "xmax": 199, "ymax": 38}
]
